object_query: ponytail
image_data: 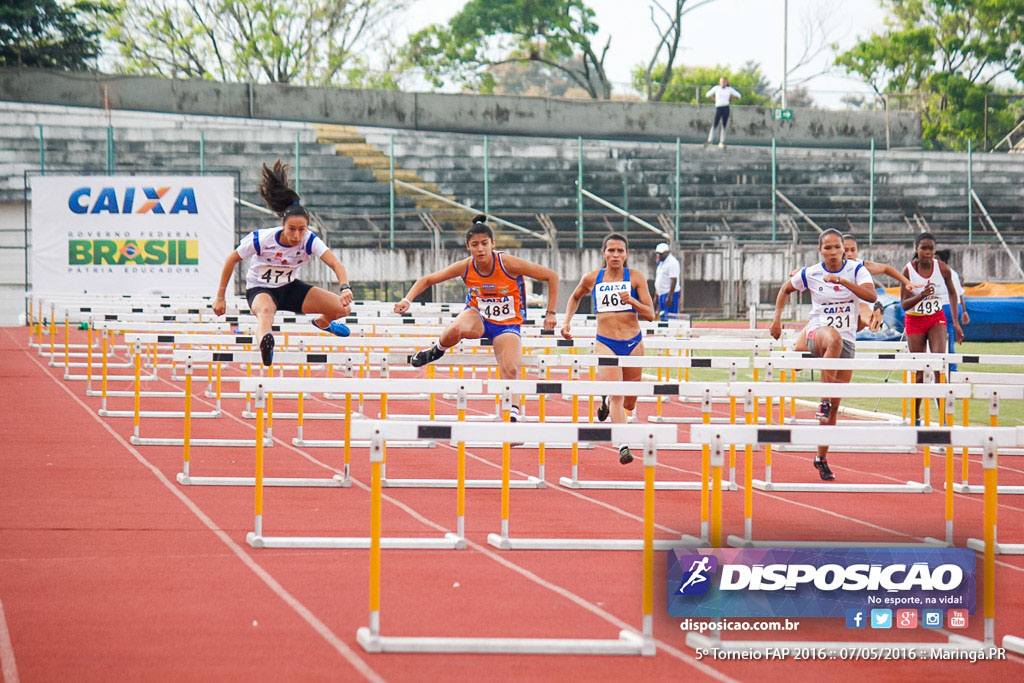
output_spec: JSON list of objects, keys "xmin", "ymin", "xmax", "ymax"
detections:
[{"xmin": 259, "ymin": 159, "xmax": 308, "ymax": 220}]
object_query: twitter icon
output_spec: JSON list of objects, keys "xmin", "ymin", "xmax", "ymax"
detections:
[{"xmin": 870, "ymin": 609, "xmax": 892, "ymax": 629}]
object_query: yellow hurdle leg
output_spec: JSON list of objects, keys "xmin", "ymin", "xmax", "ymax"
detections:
[{"xmin": 961, "ymin": 398, "xmax": 970, "ymax": 484}]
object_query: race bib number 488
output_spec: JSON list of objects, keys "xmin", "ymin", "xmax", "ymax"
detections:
[{"xmin": 479, "ymin": 296, "xmax": 516, "ymax": 321}]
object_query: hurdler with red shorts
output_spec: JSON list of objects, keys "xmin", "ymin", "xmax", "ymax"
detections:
[{"xmin": 901, "ymin": 232, "xmax": 963, "ymax": 422}]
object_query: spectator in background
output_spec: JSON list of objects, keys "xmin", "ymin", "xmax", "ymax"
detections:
[
  {"xmin": 704, "ymin": 76, "xmax": 742, "ymax": 149},
  {"xmin": 654, "ymin": 242, "xmax": 681, "ymax": 321},
  {"xmin": 935, "ymin": 249, "xmax": 970, "ymax": 371}
]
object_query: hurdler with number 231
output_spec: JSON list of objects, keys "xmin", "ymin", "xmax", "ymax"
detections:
[
  {"xmin": 395, "ymin": 214, "xmax": 559, "ymax": 423},
  {"xmin": 769, "ymin": 228, "xmax": 878, "ymax": 482}
]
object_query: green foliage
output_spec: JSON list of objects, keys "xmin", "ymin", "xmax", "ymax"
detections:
[
  {"xmin": 103, "ymin": 0, "xmax": 407, "ymax": 86},
  {"xmin": 403, "ymin": 0, "xmax": 611, "ymax": 98},
  {"xmin": 0, "ymin": 0, "xmax": 111, "ymax": 70},
  {"xmin": 835, "ymin": 0, "xmax": 1024, "ymax": 150},
  {"xmin": 632, "ymin": 61, "xmax": 772, "ymax": 106}
]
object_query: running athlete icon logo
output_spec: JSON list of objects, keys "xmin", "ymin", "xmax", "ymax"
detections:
[{"xmin": 676, "ymin": 555, "xmax": 718, "ymax": 596}]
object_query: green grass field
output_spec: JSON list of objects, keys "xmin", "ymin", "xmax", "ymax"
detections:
[{"xmin": 641, "ymin": 341, "xmax": 1024, "ymax": 427}]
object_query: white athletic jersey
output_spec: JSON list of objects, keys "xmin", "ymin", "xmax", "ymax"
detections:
[
  {"xmin": 905, "ymin": 260, "xmax": 948, "ymax": 316},
  {"xmin": 939, "ymin": 268, "xmax": 964, "ymax": 307},
  {"xmin": 236, "ymin": 227, "xmax": 329, "ymax": 289},
  {"xmin": 791, "ymin": 259, "xmax": 874, "ymax": 341}
]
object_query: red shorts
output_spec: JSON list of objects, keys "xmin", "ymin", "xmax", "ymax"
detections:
[{"xmin": 905, "ymin": 310, "xmax": 946, "ymax": 336}]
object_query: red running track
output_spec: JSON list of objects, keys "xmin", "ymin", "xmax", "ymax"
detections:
[{"xmin": 1, "ymin": 325, "xmax": 1023, "ymax": 682}]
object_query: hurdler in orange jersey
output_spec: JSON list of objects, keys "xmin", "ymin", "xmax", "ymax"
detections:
[{"xmin": 395, "ymin": 215, "xmax": 559, "ymax": 422}]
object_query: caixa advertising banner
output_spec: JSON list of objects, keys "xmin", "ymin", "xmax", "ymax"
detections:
[
  {"xmin": 668, "ymin": 548, "xmax": 976, "ymax": 618},
  {"xmin": 30, "ymin": 175, "xmax": 235, "ymax": 295}
]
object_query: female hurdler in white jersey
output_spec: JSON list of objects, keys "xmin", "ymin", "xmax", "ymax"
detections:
[
  {"xmin": 770, "ymin": 229, "xmax": 877, "ymax": 481},
  {"xmin": 212, "ymin": 160, "xmax": 353, "ymax": 366}
]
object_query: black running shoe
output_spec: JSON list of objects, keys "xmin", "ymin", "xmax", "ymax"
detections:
[
  {"xmin": 259, "ymin": 333, "xmax": 274, "ymax": 367},
  {"xmin": 814, "ymin": 458, "xmax": 835, "ymax": 481},
  {"xmin": 597, "ymin": 396, "xmax": 609, "ymax": 422},
  {"xmin": 409, "ymin": 344, "xmax": 446, "ymax": 368},
  {"xmin": 815, "ymin": 399, "xmax": 831, "ymax": 421},
  {"xmin": 619, "ymin": 445, "xmax": 633, "ymax": 465}
]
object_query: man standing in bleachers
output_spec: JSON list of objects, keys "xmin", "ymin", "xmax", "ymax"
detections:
[
  {"xmin": 704, "ymin": 76, "xmax": 742, "ymax": 149},
  {"xmin": 654, "ymin": 242, "xmax": 681, "ymax": 321}
]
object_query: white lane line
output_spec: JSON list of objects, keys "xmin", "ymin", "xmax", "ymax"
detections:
[
  {"xmin": 10, "ymin": 332, "xmax": 384, "ymax": 683},
  {"xmin": 0, "ymin": 596, "xmax": 19, "ymax": 683}
]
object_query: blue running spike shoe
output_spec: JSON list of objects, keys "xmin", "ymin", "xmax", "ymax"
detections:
[
  {"xmin": 312, "ymin": 319, "xmax": 350, "ymax": 337},
  {"xmin": 619, "ymin": 445, "xmax": 633, "ymax": 465}
]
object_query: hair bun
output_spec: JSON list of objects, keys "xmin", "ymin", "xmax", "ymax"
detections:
[{"xmin": 471, "ymin": 213, "xmax": 488, "ymax": 225}]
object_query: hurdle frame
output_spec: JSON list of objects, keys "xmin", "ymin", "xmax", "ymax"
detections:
[
  {"xmin": 355, "ymin": 419, "xmax": 661, "ymax": 655},
  {"xmin": 686, "ymin": 423, "xmax": 1014, "ymax": 655}
]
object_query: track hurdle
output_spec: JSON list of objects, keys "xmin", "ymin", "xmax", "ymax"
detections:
[
  {"xmin": 734, "ymin": 381, "xmax": 970, "ymax": 494},
  {"xmin": 236, "ymin": 377, "xmax": 545, "ymax": 490},
  {"xmin": 718, "ymin": 383, "xmax": 970, "ymax": 549},
  {"xmin": 687, "ymin": 423, "xmax": 1014, "ymax": 655},
  {"xmin": 695, "ymin": 422, "xmax": 1019, "ymax": 549},
  {"xmin": 353, "ymin": 419, "xmax": 666, "ymax": 655},
  {"xmin": 245, "ymin": 387, "xmax": 471, "ymax": 550}
]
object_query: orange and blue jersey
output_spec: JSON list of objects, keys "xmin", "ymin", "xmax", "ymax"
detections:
[{"xmin": 463, "ymin": 251, "xmax": 525, "ymax": 326}]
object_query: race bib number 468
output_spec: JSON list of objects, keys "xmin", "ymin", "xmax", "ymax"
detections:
[{"xmin": 595, "ymin": 281, "xmax": 632, "ymax": 313}]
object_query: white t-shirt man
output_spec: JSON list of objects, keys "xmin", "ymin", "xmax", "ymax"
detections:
[
  {"xmin": 706, "ymin": 84, "xmax": 742, "ymax": 107},
  {"xmin": 655, "ymin": 253, "xmax": 682, "ymax": 295},
  {"xmin": 790, "ymin": 259, "xmax": 874, "ymax": 342}
]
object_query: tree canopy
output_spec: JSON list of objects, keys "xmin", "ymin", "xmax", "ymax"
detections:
[
  {"xmin": 0, "ymin": 0, "xmax": 110, "ymax": 70},
  {"xmin": 104, "ymin": 0, "xmax": 407, "ymax": 86},
  {"xmin": 631, "ymin": 61, "xmax": 773, "ymax": 106},
  {"xmin": 836, "ymin": 0, "xmax": 1024, "ymax": 149}
]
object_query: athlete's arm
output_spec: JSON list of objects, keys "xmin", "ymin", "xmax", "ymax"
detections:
[
  {"xmin": 826, "ymin": 273, "xmax": 877, "ymax": 303},
  {"xmin": 213, "ymin": 251, "xmax": 243, "ymax": 316},
  {"xmin": 395, "ymin": 260, "xmax": 467, "ymax": 314},
  {"xmin": 769, "ymin": 281, "xmax": 798, "ymax": 340},
  {"xmin": 320, "ymin": 250, "xmax": 353, "ymax": 306},
  {"xmin": 900, "ymin": 266, "xmax": 933, "ymax": 311},
  {"xmin": 621, "ymin": 271, "xmax": 656, "ymax": 322},
  {"xmin": 938, "ymin": 261, "xmax": 964, "ymax": 342},
  {"xmin": 865, "ymin": 261, "xmax": 915, "ymax": 290},
  {"xmin": 502, "ymin": 255, "xmax": 560, "ymax": 330},
  {"xmin": 561, "ymin": 271, "xmax": 596, "ymax": 340}
]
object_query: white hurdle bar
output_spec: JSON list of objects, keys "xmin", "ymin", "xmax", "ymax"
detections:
[
  {"xmin": 731, "ymin": 381, "xmax": 971, "ymax": 494},
  {"xmin": 688, "ymin": 423, "xmax": 1012, "ymax": 653},
  {"xmin": 236, "ymin": 377, "xmax": 548, "ymax": 489},
  {"xmin": 352, "ymin": 420, "xmax": 671, "ymax": 656}
]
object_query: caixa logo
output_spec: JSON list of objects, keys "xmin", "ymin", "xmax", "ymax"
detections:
[{"xmin": 68, "ymin": 187, "xmax": 198, "ymax": 214}]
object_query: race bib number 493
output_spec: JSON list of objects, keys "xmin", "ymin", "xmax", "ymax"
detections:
[{"xmin": 912, "ymin": 298, "xmax": 941, "ymax": 316}]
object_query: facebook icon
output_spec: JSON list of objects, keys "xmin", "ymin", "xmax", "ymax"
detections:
[{"xmin": 845, "ymin": 609, "xmax": 866, "ymax": 629}]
